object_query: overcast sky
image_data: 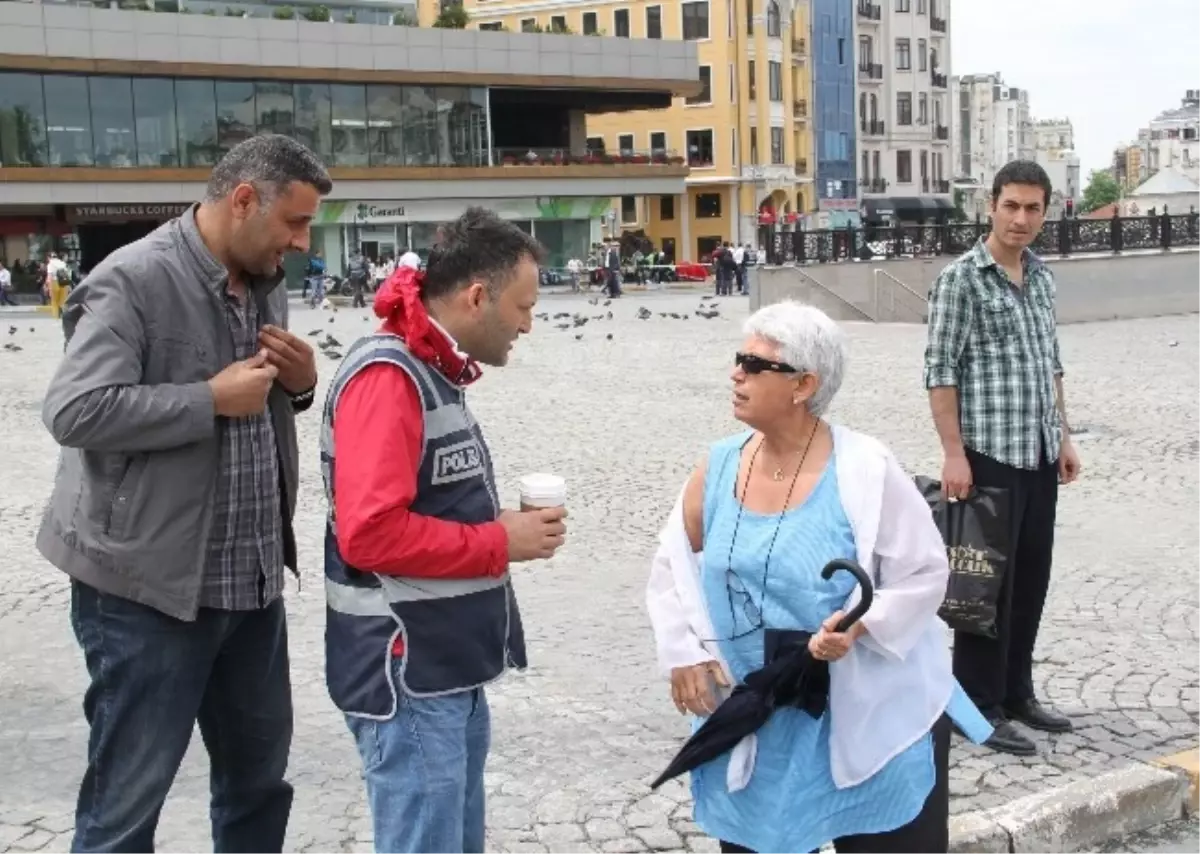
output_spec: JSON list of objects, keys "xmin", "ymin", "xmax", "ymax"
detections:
[{"xmin": 950, "ymin": 0, "xmax": 1200, "ymax": 177}]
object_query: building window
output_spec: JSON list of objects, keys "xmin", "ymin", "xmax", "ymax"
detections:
[
  {"xmin": 897, "ymin": 91, "xmax": 913, "ymax": 126},
  {"xmin": 918, "ymin": 92, "xmax": 928, "ymax": 124},
  {"xmin": 621, "ymin": 195, "xmax": 638, "ymax": 224},
  {"xmin": 549, "ymin": 15, "xmax": 567, "ymax": 33},
  {"xmin": 766, "ymin": 0, "xmax": 781, "ymax": 37},
  {"xmin": 618, "ymin": 133, "xmax": 634, "ymax": 154},
  {"xmin": 0, "ymin": 72, "xmax": 48, "ymax": 166},
  {"xmin": 660, "ymin": 195, "xmax": 675, "ymax": 220},
  {"xmin": 614, "ymin": 9, "xmax": 630, "ymax": 37},
  {"xmin": 895, "ymin": 39, "xmax": 911, "ymax": 71},
  {"xmin": 44, "ymin": 75, "xmax": 93, "ymax": 166},
  {"xmin": 896, "ymin": 0, "xmax": 910, "ymax": 11},
  {"xmin": 858, "ymin": 36, "xmax": 873, "ymax": 65},
  {"xmin": 582, "ymin": 11, "xmax": 598, "ymax": 34},
  {"xmin": 729, "ymin": 62, "xmax": 735, "ymax": 102},
  {"xmin": 132, "ymin": 77, "xmax": 179, "ymax": 167},
  {"xmin": 920, "ymin": 149, "xmax": 928, "ymax": 186},
  {"xmin": 861, "ymin": 151, "xmax": 870, "ymax": 180},
  {"xmin": 520, "ymin": 18, "xmax": 537, "ymax": 32},
  {"xmin": 586, "ymin": 136, "xmax": 606, "ymax": 153},
  {"xmin": 746, "ymin": 0, "xmax": 754, "ymax": 34},
  {"xmin": 646, "ymin": 5, "xmax": 662, "ymax": 38},
  {"xmin": 365, "ymin": 84, "xmax": 402, "ymax": 166},
  {"xmin": 687, "ymin": 67, "xmax": 712, "ymax": 105},
  {"xmin": 896, "ymin": 149, "xmax": 912, "ymax": 183},
  {"xmin": 918, "ymin": 0, "xmax": 927, "ymax": 12},
  {"xmin": 682, "ymin": 1, "xmax": 710, "ymax": 40},
  {"xmin": 478, "ymin": 22, "xmax": 503, "ymax": 31},
  {"xmin": 695, "ymin": 192, "xmax": 722, "ymax": 218},
  {"xmin": 918, "ymin": 39, "xmax": 927, "ymax": 71},
  {"xmin": 770, "ymin": 126, "xmax": 784, "ymax": 164},
  {"xmin": 748, "ymin": 60, "xmax": 756, "ymax": 99},
  {"xmin": 687, "ymin": 128, "xmax": 715, "ymax": 166},
  {"xmin": 650, "ymin": 131, "xmax": 667, "ymax": 154},
  {"xmin": 176, "ymin": 78, "xmax": 219, "ymax": 167},
  {"xmin": 750, "ymin": 126, "xmax": 758, "ymax": 162},
  {"xmin": 89, "ymin": 76, "xmax": 136, "ymax": 167},
  {"xmin": 838, "ymin": 37, "xmax": 845, "ymax": 64},
  {"xmin": 768, "ymin": 61, "xmax": 783, "ymax": 102}
]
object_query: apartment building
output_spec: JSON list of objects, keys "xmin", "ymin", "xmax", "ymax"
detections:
[
  {"xmin": 951, "ymin": 71, "xmax": 1032, "ymax": 215},
  {"xmin": 852, "ymin": 0, "xmax": 952, "ymax": 226},
  {"xmin": 1034, "ymin": 118, "xmax": 1079, "ymax": 217},
  {"xmin": 1122, "ymin": 90, "xmax": 1200, "ymax": 187},
  {"xmin": 0, "ymin": 1, "xmax": 697, "ymax": 273},
  {"xmin": 444, "ymin": 0, "xmax": 816, "ymax": 262}
]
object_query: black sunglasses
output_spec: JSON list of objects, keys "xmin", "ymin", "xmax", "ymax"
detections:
[{"xmin": 735, "ymin": 352, "xmax": 798, "ymax": 375}]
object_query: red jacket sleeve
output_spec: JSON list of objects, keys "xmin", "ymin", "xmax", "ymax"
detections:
[{"xmin": 332, "ymin": 362, "xmax": 509, "ymax": 578}]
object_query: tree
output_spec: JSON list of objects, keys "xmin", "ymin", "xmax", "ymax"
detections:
[
  {"xmin": 272, "ymin": 5, "xmax": 295, "ymax": 20},
  {"xmin": 302, "ymin": 5, "xmax": 331, "ymax": 22},
  {"xmin": 433, "ymin": 3, "xmax": 469, "ymax": 28},
  {"xmin": 1081, "ymin": 170, "xmax": 1121, "ymax": 214},
  {"xmin": 391, "ymin": 9, "xmax": 418, "ymax": 26}
]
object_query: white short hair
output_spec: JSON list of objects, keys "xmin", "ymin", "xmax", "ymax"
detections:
[{"xmin": 742, "ymin": 300, "xmax": 847, "ymax": 416}]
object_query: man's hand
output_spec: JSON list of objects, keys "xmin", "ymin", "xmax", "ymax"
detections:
[
  {"xmin": 208, "ymin": 352, "xmax": 279, "ymax": 417},
  {"xmin": 941, "ymin": 452, "xmax": 973, "ymax": 501},
  {"xmin": 808, "ymin": 612, "xmax": 866, "ymax": 662},
  {"xmin": 670, "ymin": 661, "xmax": 729, "ymax": 716},
  {"xmin": 499, "ymin": 507, "xmax": 568, "ymax": 562},
  {"xmin": 258, "ymin": 324, "xmax": 317, "ymax": 395},
  {"xmin": 1059, "ymin": 438, "xmax": 1082, "ymax": 485}
]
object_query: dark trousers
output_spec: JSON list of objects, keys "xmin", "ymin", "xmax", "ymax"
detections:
[
  {"xmin": 953, "ymin": 448, "xmax": 1059, "ymax": 719},
  {"xmin": 606, "ymin": 268, "xmax": 622, "ymax": 297},
  {"xmin": 351, "ymin": 276, "xmax": 367, "ymax": 308},
  {"xmin": 69, "ymin": 581, "xmax": 294, "ymax": 853},
  {"xmin": 719, "ymin": 715, "xmax": 951, "ymax": 853}
]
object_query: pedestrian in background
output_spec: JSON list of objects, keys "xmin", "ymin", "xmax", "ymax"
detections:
[
  {"xmin": 0, "ymin": 260, "xmax": 16, "ymax": 306},
  {"xmin": 45, "ymin": 252, "xmax": 71, "ymax": 318},
  {"xmin": 924, "ymin": 159, "xmax": 1082, "ymax": 757},
  {"xmin": 38, "ymin": 134, "xmax": 330, "ymax": 852},
  {"xmin": 321, "ymin": 208, "xmax": 567, "ymax": 853}
]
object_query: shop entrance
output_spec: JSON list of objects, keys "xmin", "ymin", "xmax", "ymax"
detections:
[{"xmin": 77, "ymin": 221, "xmax": 160, "ymax": 273}]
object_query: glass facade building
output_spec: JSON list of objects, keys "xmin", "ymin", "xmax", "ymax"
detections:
[
  {"xmin": 811, "ymin": 0, "xmax": 858, "ymax": 221},
  {"xmin": 0, "ymin": 71, "xmax": 488, "ymax": 169}
]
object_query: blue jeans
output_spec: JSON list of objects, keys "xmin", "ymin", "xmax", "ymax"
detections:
[
  {"xmin": 346, "ymin": 685, "xmax": 491, "ymax": 853},
  {"xmin": 69, "ymin": 580, "xmax": 293, "ymax": 853}
]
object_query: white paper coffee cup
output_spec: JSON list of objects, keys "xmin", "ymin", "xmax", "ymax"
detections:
[{"xmin": 519, "ymin": 473, "xmax": 566, "ymax": 511}]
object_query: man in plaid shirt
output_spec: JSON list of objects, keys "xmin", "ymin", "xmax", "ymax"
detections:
[{"xmin": 924, "ymin": 160, "xmax": 1082, "ymax": 757}]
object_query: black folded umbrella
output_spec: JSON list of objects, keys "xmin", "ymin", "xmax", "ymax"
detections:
[{"xmin": 649, "ymin": 559, "xmax": 874, "ymax": 790}]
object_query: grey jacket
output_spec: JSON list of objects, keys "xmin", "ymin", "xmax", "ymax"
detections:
[{"xmin": 36, "ymin": 206, "xmax": 310, "ymax": 621}]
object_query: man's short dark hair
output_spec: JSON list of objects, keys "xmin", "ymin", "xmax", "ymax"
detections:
[
  {"xmin": 421, "ymin": 207, "xmax": 545, "ymax": 300},
  {"xmin": 992, "ymin": 160, "xmax": 1052, "ymax": 209},
  {"xmin": 205, "ymin": 134, "xmax": 333, "ymax": 203}
]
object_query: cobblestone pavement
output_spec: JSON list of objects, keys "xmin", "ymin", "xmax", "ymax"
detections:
[{"xmin": 1, "ymin": 294, "xmax": 1196, "ymax": 853}]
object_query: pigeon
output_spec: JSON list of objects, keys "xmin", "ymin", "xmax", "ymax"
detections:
[
  {"xmin": 573, "ymin": 316, "xmax": 588, "ymax": 328},
  {"xmin": 553, "ymin": 312, "xmax": 571, "ymax": 319},
  {"xmin": 325, "ymin": 334, "xmax": 342, "ymax": 348},
  {"xmin": 637, "ymin": 307, "xmax": 652, "ymax": 320},
  {"xmin": 536, "ymin": 313, "xmax": 549, "ymax": 321},
  {"xmin": 329, "ymin": 317, "xmax": 335, "ymax": 324},
  {"xmin": 1169, "ymin": 340, "xmax": 1179, "ymax": 347},
  {"xmin": 555, "ymin": 323, "xmax": 571, "ymax": 330},
  {"xmin": 3, "ymin": 343, "xmax": 21, "ymax": 352},
  {"xmin": 588, "ymin": 297, "xmax": 600, "ymax": 306},
  {"xmin": 8, "ymin": 326, "xmax": 15, "ymax": 335},
  {"xmin": 697, "ymin": 309, "xmax": 720, "ymax": 320},
  {"xmin": 324, "ymin": 350, "xmax": 343, "ymax": 360},
  {"xmin": 606, "ymin": 333, "xmax": 613, "ymax": 340},
  {"xmin": 607, "ymin": 311, "xmax": 613, "ymax": 320},
  {"xmin": 575, "ymin": 334, "xmax": 583, "ymax": 340},
  {"xmin": 29, "ymin": 327, "xmax": 34, "ymax": 333},
  {"xmin": 307, "ymin": 329, "xmax": 322, "ymax": 337},
  {"xmin": 603, "ymin": 299, "xmax": 612, "ymax": 306}
]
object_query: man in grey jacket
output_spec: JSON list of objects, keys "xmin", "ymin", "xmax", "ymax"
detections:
[{"xmin": 37, "ymin": 134, "xmax": 331, "ymax": 853}]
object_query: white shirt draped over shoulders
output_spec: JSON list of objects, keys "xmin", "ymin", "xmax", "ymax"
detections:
[{"xmin": 646, "ymin": 424, "xmax": 958, "ymax": 789}]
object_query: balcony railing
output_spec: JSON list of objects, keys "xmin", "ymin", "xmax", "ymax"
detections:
[
  {"xmin": 933, "ymin": 179, "xmax": 950, "ymax": 193},
  {"xmin": 792, "ymin": 38, "xmax": 807, "ymax": 57},
  {"xmin": 931, "ymin": 71, "xmax": 948, "ymax": 88},
  {"xmin": 858, "ymin": 63, "xmax": 884, "ymax": 81},
  {"xmin": 795, "ymin": 157, "xmax": 809, "ymax": 175},
  {"xmin": 931, "ymin": 16, "xmax": 947, "ymax": 33},
  {"xmin": 497, "ymin": 147, "xmax": 683, "ymax": 166},
  {"xmin": 857, "ymin": 1, "xmax": 882, "ymax": 21},
  {"xmin": 863, "ymin": 119, "xmax": 886, "ymax": 136},
  {"xmin": 934, "ymin": 124, "xmax": 949, "ymax": 141},
  {"xmin": 861, "ymin": 177, "xmax": 888, "ymax": 193},
  {"xmin": 794, "ymin": 99, "xmax": 809, "ymax": 119}
]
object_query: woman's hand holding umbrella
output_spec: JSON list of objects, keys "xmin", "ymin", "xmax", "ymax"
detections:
[
  {"xmin": 808, "ymin": 612, "xmax": 867, "ymax": 662},
  {"xmin": 671, "ymin": 662, "xmax": 730, "ymax": 716}
]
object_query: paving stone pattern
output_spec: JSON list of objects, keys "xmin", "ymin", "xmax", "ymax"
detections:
[{"xmin": 0, "ymin": 295, "xmax": 1195, "ymax": 852}]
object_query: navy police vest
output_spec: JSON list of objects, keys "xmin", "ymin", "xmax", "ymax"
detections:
[{"xmin": 320, "ymin": 333, "xmax": 527, "ymax": 719}]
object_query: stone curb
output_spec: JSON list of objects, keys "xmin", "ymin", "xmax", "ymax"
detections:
[{"xmin": 949, "ymin": 759, "xmax": 1193, "ymax": 853}]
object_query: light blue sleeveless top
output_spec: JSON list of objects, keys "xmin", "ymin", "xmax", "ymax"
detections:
[{"xmin": 692, "ymin": 431, "xmax": 933, "ymax": 853}]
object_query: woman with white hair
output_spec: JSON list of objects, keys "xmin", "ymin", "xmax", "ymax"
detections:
[{"xmin": 646, "ymin": 301, "xmax": 992, "ymax": 853}]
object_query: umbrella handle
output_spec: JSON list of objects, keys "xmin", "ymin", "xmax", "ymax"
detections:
[{"xmin": 820, "ymin": 559, "xmax": 874, "ymax": 633}]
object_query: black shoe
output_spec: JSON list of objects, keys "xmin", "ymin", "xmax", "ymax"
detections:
[
  {"xmin": 983, "ymin": 719, "xmax": 1038, "ymax": 756},
  {"xmin": 1005, "ymin": 699, "xmax": 1073, "ymax": 734}
]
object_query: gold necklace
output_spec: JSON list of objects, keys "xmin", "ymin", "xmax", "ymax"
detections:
[{"xmin": 765, "ymin": 421, "xmax": 821, "ymax": 481}]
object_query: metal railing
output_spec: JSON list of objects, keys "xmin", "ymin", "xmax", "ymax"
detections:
[
  {"xmin": 857, "ymin": 1, "xmax": 882, "ymax": 21},
  {"xmin": 497, "ymin": 147, "xmax": 683, "ymax": 166},
  {"xmin": 931, "ymin": 15, "xmax": 947, "ymax": 32},
  {"xmin": 761, "ymin": 212, "xmax": 1200, "ymax": 266},
  {"xmin": 935, "ymin": 124, "xmax": 949, "ymax": 140},
  {"xmin": 792, "ymin": 38, "xmax": 807, "ymax": 55},
  {"xmin": 933, "ymin": 179, "xmax": 950, "ymax": 193},
  {"xmin": 861, "ymin": 177, "xmax": 888, "ymax": 193},
  {"xmin": 931, "ymin": 71, "xmax": 948, "ymax": 88},
  {"xmin": 863, "ymin": 119, "xmax": 886, "ymax": 135},
  {"xmin": 858, "ymin": 63, "xmax": 884, "ymax": 81},
  {"xmin": 794, "ymin": 99, "xmax": 808, "ymax": 118}
]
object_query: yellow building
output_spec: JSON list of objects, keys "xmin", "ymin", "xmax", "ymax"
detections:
[{"xmin": 430, "ymin": 0, "xmax": 815, "ymax": 263}]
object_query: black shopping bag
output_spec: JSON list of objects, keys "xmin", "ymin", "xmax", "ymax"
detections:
[{"xmin": 914, "ymin": 476, "xmax": 1011, "ymax": 639}]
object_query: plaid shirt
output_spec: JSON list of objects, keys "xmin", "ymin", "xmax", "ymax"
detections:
[
  {"xmin": 199, "ymin": 285, "xmax": 285, "ymax": 610},
  {"xmin": 923, "ymin": 239, "xmax": 1063, "ymax": 471}
]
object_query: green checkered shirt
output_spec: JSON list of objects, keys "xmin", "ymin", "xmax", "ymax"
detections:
[{"xmin": 923, "ymin": 239, "xmax": 1063, "ymax": 470}]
